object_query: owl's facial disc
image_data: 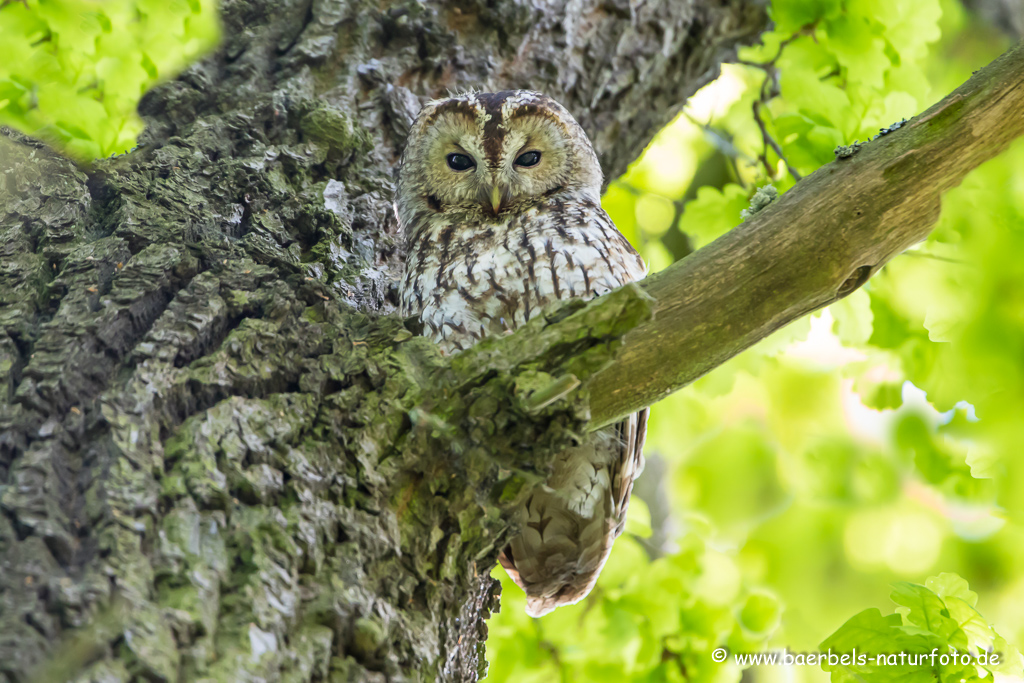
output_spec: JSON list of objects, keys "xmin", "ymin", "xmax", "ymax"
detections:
[
  {"xmin": 399, "ymin": 91, "xmax": 603, "ymax": 223},
  {"xmin": 440, "ymin": 110, "xmax": 576, "ymax": 216}
]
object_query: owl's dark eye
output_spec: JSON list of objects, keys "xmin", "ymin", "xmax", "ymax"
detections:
[
  {"xmin": 446, "ymin": 153, "xmax": 475, "ymax": 171},
  {"xmin": 514, "ymin": 151, "xmax": 541, "ymax": 167}
]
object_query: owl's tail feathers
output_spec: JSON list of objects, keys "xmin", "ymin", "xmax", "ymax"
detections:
[
  {"xmin": 497, "ymin": 492, "xmax": 617, "ymax": 618},
  {"xmin": 497, "ymin": 410, "xmax": 648, "ymax": 618}
]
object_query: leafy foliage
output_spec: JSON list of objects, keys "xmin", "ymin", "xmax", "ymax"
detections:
[
  {"xmin": 820, "ymin": 574, "xmax": 1021, "ymax": 682},
  {"xmin": 0, "ymin": 0, "xmax": 220, "ymax": 161},
  {"xmin": 488, "ymin": 521, "xmax": 781, "ymax": 682}
]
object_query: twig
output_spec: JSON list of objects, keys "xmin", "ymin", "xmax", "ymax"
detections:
[
  {"xmin": 752, "ymin": 97, "xmax": 803, "ymax": 181},
  {"xmin": 681, "ymin": 109, "xmax": 756, "ymax": 173},
  {"xmin": 900, "ymin": 250, "xmax": 973, "ymax": 266},
  {"xmin": 734, "ymin": 26, "xmax": 817, "ymax": 182}
]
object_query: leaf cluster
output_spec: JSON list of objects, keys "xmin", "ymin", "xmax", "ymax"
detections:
[
  {"xmin": 0, "ymin": 0, "xmax": 219, "ymax": 160},
  {"xmin": 820, "ymin": 573, "xmax": 1021, "ymax": 683}
]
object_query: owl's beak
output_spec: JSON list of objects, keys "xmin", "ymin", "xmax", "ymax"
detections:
[{"xmin": 490, "ymin": 185, "xmax": 502, "ymax": 214}]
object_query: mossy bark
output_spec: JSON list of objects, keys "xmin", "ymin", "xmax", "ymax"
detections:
[{"xmin": 0, "ymin": 0, "xmax": 768, "ymax": 681}]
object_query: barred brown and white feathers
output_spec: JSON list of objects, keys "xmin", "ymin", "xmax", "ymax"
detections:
[{"xmin": 395, "ymin": 90, "xmax": 648, "ymax": 617}]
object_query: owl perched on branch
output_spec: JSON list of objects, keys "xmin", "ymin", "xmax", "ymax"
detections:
[{"xmin": 395, "ymin": 90, "xmax": 648, "ymax": 617}]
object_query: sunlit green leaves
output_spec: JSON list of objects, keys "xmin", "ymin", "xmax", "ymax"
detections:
[
  {"xmin": 606, "ymin": 0, "xmax": 949, "ymax": 269},
  {"xmin": 831, "ymin": 289, "xmax": 874, "ymax": 346},
  {"xmin": 820, "ymin": 575, "xmax": 1021, "ymax": 683},
  {"xmin": 677, "ymin": 185, "xmax": 749, "ymax": 249},
  {"xmin": 0, "ymin": 0, "xmax": 220, "ymax": 161},
  {"xmin": 487, "ymin": 527, "xmax": 781, "ymax": 683}
]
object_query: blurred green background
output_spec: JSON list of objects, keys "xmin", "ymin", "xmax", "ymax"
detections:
[{"xmin": 2, "ymin": 0, "xmax": 1023, "ymax": 680}]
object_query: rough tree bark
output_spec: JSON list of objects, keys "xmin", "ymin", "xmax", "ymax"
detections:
[{"xmin": 0, "ymin": 1, "xmax": 769, "ymax": 681}]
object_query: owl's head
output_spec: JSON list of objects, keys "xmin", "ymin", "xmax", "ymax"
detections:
[{"xmin": 395, "ymin": 90, "xmax": 602, "ymax": 231}]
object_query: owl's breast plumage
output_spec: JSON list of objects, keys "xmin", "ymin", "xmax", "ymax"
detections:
[{"xmin": 399, "ymin": 198, "xmax": 647, "ymax": 354}]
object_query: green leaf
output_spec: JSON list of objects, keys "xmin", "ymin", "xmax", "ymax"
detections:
[
  {"xmin": 890, "ymin": 582, "xmax": 959, "ymax": 642},
  {"xmin": 943, "ymin": 597, "xmax": 993, "ymax": 652},
  {"xmin": 772, "ymin": 0, "xmax": 842, "ymax": 33},
  {"xmin": 819, "ymin": 608, "xmax": 938, "ymax": 683},
  {"xmin": 894, "ymin": 413, "xmax": 951, "ymax": 484},
  {"xmin": 825, "ymin": 14, "xmax": 891, "ymax": 89},
  {"xmin": 831, "ymin": 289, "xmax": 874, "ymax": 346},
  {"xmin": 676, "ymin": 184, "xmax": 749, "ymax": 248},
  {"xmin": 925, "ymin": 573, "xmax": 978, "ymax": 608},
  {"xmin": 737, "ymin": 592, "xmax": 780, "ymax": 635}
]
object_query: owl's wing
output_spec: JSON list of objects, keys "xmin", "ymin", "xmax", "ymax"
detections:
[
  {"xmin": 611, "ymin": 407, "xmax": 648, "ymax": 535},
  {"xmin": 497, "ymin": 407, "xmax": 648, "ymax": 617}
]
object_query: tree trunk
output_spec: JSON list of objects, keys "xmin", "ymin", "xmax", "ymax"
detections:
[{"xmin": 0, "ymin": 1, "xmax": 769, "ymax": 681}]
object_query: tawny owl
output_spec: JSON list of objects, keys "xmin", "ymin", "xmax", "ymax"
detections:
[{"xmin": 395, "ymin": 90, "xmax": 648, "ymax": 617}]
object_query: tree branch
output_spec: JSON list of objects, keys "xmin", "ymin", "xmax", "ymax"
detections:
[{"xmin": 586, "ymin": 40, "xmax": 1024, "ymax": 429}]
